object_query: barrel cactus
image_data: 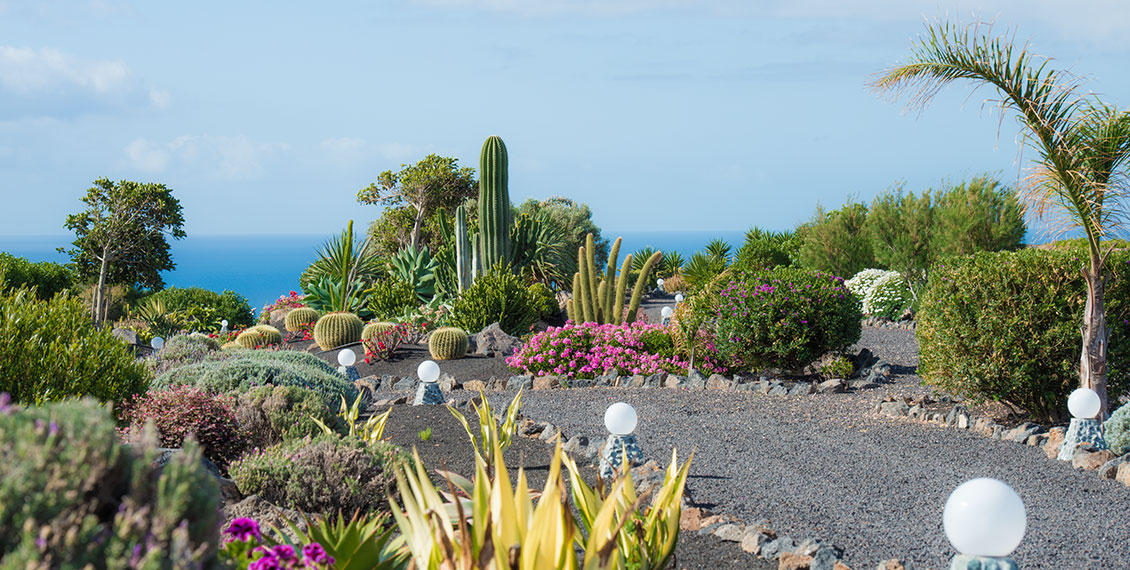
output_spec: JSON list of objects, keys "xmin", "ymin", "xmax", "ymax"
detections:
[
  {"xmin": 250, "ymin": 324, "xmax": 283, "ymax": 345},
  {"xmin": 362, "ymin": 321, "xmax": 397, "ymax": 341},
  {"xmin": 428, "ymin": 327, "xmax": 469, "ymax": 360},
  {"xmin": 284, "ymin": 307, "xmax": 319, "ymax": 331},
  {"xmin": 235, "ymin": 329, "xmax": 266, "ymax": 349},
  {"xmin": 313, "ymin": 312, "xmax": 363, "ymax": 351}
]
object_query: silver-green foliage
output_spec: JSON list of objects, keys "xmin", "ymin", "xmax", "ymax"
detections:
[
  {"xmin": 153, "ymin": 349, "xmax": 357, "ymax": 406},
  {"xmin": 1104, "ymin": 402, "xmax": 1130, "ymax": 454}
]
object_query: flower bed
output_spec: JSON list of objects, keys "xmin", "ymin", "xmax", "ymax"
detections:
[{"xmin": 507, "ymin": 321, "xmax": 689, "ymax": 378}]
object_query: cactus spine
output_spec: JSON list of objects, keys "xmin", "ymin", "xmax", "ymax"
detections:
[
  {"xmin": 428, "ymin": 327, "xmax": 469, "ymax": 360},
  {"xmin": 454, "ymin": 204, "xmax": 473, "ymax": 293},
  {"xmin": 284, "ymin": 307, "xmax": 318, "ymax": 332},
  {"xmin": 313, "ymin": 312, "xmax": 363, "ymax": 351},
  {"xmin": 569, "ymin": 235, "xmax": 661, "ymax": 325},
  {"xmin": 477, "ymin": 136, "xmax": 511, "ymax": 270}
]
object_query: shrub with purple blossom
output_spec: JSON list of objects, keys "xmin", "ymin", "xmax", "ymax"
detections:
[
  {"xmin": 507, "ymin": 321, "xmax": 691, "ymax": 378},
  {"xmin": 716, "ymin": 267, "xmax": 861, "ymax": 372},
  {"xmin": 220, "ymin": 518, "xmax": 336, "ymax": 570},
  {"xmin": 118, "ymin": 385, "xmax": 247, "ymax": 470}
]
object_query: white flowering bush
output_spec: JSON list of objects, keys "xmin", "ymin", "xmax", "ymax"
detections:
[
  {"xmin": 845, "ymin": 268, "xmax": 892, "ymax": 300},
  {"xmin": 866, "ymin": 272, "xmax": 913, "ymax": 319}
]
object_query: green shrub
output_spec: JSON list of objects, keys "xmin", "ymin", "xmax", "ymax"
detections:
[
  {"xmin": 820, "ymin": 355, "xmax": 855, "ymax": 379},
  {"xmin": 143, "ymin": 286, "xmax": 254, "ymax": 333},
  {"xmin": 152, "ymin": 349, "xmax": 357, "ymax": 406},
  {"xmin": 527, "ymin": 282, "xmax": 560, "ymax": 321},
  {"xmin": 731, "ymin": 238, "xmax": 791, "ymax": 275},
  {"xmin": 154, "ymin": 332, "xmax": 221, "ymax": 373},
  {"xmin": 865, "ymin": 271, "xmax": 914, "ymax": 319},
  {"xmin": 1106, "ymin": 402, "xmax": 1130, "ymax": 455},
  {"xmin": 637, "ymin": 327, "xmax": 676, "ymax": 360},
  {"xmin": 0, "ymin": 287, "xmax": 150, "ymax": 405},
  {"xmin": 233, "ymin": 385, "xmax": 344, "ymax": 449},
  {"xmin": 917, "ymin": 248, "xmax": 1130, "ymax": 422},
  {"xmin": 798, "ymin": 201, "xmax": 874, "ymax": 277},
  {"xmin": 450, "ymin": 264, "xmax": 538, "ymax": 336},
  {"xmin": 0, "ymin": 397, "xmax": 221, "ymax": 566},
  {"xmin": 367, "ymin": 278, "xmax": 419, "ymax": 320},
  {"xmin": 0, "ymin": 252, "xmax": 74, "ymax": 299},
  {"xmin": 715, "ymin": 267, "xmax": 862, "ymax": 371},
  {"xmin": 229, "ymin": 434, "xmax": 401, "ymax": 517}
]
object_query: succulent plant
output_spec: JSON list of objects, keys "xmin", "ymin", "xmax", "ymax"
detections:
[
  {"xmin": 284, "ymin": 307, "xmax": 319, "ymax": 331},
  {"xmin": 235, "ymin": 329, "xmax": 266, "ymax": 349},
  {"xmin": 362, "ymin": 321, "xmax": 397, "ymax": 341},
  {"xmin": 313, "ymin": 312, "xmax": 363, "ymax": 351},
  {"xmin": 478, "ymin": 135, "xmax": 511, "ymax": 270},
  {"xmin": 428, "ymin": 327, "xmax": 469, "ymax": 360},
  {"xmin": 567, "ymin": 234, "xmax": 661, "ymax": 325},
  {"xmin": 250, "ymin": 324, "xmax": 283, "ymax": 345}
]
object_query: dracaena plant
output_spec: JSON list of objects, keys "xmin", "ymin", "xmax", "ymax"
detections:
[
  {"xmin": 312, "ymin": 393, "xmax": 392, "ymax": 446},
  {"xmin": 446, "ymin": 388, "xmax": 523, "ymax": 474}
]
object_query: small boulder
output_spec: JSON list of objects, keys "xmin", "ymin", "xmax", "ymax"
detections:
[
  {"xmin": 778, "ymin": 552, "xmax": 814, "ymax": 570},
  {"xmin": 706, "ymin": 374, "xmax": 733, "ymax": 390},
  {"xmin": 877, "ymin": 399, "xmax": 909, "ymax": 416},
  {"xmin": 1117, "ymin": 463, "xmax": 1130, "ymax": 487},
  {"xmin": 506, "ymin": 375, "xmax": 533, "ymax": 391},
  {"xmin": 767, "ymin": 383, "xmax": 790, "ymax": 396},
  {"xmin": 848, "ymin": 379, "xmax": 880, "ymax": 390},
  {"xmin": 470, "ymin": 323, "xmax": 522, "ymax": 358},
  {"xmin": 740, "ymin": 530, "xmax": 774, "ymax": 555},
  {"xmin": 760, "ymin": 536, "xmax": 796, "ymax": 560},
  {"xmin": 1073, "ymin": 448, "xmax": 1116, "ymax": 470},
  {"xmin": 685, "ymin": 369, "xmax": 707, "ymax": 389},
  {"xmin": 875, "ymin": 560, "xmax": 909, "ymax": 570},
  {"xmin": 463, "ymin": 379, "xmax": 486, "ymax": 392},
  {"xmin": 533, "ymin": 375, "xmax": 561, "ymax": 390},
  {"xmin": 680, "ymin": 507, "xmax": 708, "ymax": 531},
  {"xmin": 713, "ymin": 523, "xmax": 745, "ymax": 542},
  {"xmin": 816, "ymin": 379, "xmax": 847, "ymax": 394},
  {"xmin": 1044, "ymin": 427, "xmax": 1066, "ymax": 459}
]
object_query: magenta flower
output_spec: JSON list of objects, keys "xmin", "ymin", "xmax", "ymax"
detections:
[{"xmin": 223, "ymin": 517, "xmax": 262, "ymax": 542}]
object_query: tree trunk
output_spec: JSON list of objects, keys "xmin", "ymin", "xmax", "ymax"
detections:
[
  {"xmin": 94, "ymin": 251, "xmax": 110, "ymax": 328},
  {"xmin": 410, "ymin": 205, "xmax": 425, "ymax": 251},
  {"xmin": 1080, "ymin": 260, "xmax": 1111, "ymax": 419}
]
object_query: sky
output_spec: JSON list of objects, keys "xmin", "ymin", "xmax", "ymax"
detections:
[{"xmin": 1, "ymin": 0, "xmax": 1128, "ymax": 238}]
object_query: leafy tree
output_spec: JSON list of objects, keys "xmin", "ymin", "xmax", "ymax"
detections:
[
  {"xmin": 868, "ymin": 184, "xmax": 935, "ymax": 301},
  {"xmin": 517, "ymin": 197, "xmax": 609, "ymax": 267},
  {"xmin": 63, "ymin": 178, "xmax": 185, "ymax": 325},
  {"xmin": 0, "ymin": 253, "xmax": 73, "ymax": 299},
  {"xmin": 357, "ymin": 154, "xmax": 476, "ymax": 252},
  {"xmin": 798, "ymin": 200, "xmax": 874, "ymax": 278},
  {"xmin": 932, "ymin": 175, "xmax": 1026, "ymax": 256},
  {"xmin": 874, "ymin": 20, "xmax": 1130, "ymax": 415}
]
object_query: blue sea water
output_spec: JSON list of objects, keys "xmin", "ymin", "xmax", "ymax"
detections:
[{"xmin": 0, "ymin": 230, "xmax": 747, "ymax": 309}]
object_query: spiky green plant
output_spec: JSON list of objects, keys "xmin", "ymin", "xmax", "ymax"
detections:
[
  {"xmin": 873, "ymin": 20, "xmax": 1130, "ymax": 414},
  {"xmin": 389, "ymin": 244, "xmax": 438, "ymax": 302},
  {"xmin": 284, "ymin": 307, "xmax": 319, "ymax": 331},
  {"xmin": 567, "ymin": 235, "xmax": 661, "ymax": 325},
  {"xmin": 313, "ymin": 312, "xmax": 363, "ymax": 351},
  {"xmin": 478, "ymin": 135, "xmax": 511, "ymax": 270},
  {"xmin": 131, "ymin": 296, "xmax": 186, "ymax": 339},
  {"xmin": 454, "ymin": 203, "xmax": 473, "ymax": 292},
  {"xmin": 703, "ymin": 239, "xmax": 732, "ymax": 262},
  {"xmin": 276, "ymin": 512, "xmax": 406, "ymax": 570},
  {"xmin": 446, "ymin": 388, "xmax": 523, "ymax": 475},
  {"xmin": 659, "ymin": 251, "xmax": 685, "ymax": 279},
  {"xmin": 301, "ymin": 221, "xmax": 381, "ymax": 316},
  {"xmin": 428, "ymin": 327, "xmax": 469, "ymax": 360}
]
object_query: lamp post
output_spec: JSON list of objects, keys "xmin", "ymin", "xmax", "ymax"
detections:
[
  {"xmin": 599, "ymin": 402, "xmax": 644, "ymax": 480},
  {"xmin": 151, "ymin": 336, "xmax": 164, "ymax": 351},
  {"xmin": 674, "ymin": 293, "xmax": 684, "ymax": 307},
  {"xmin": 337, "ymin": 348, "xmax": 360, "ymax": 382},
  {"xmin": 413, "ymin": 359, "xmax": 445, "ymax": 405},
  {"xmin": 656, "ymin": 277, "xmax": 664, "ymax": 292},
  {"xmin": 660, "ymin": 306, "xmax": 673, "ymax": 326},
  {"xmin": 943, "ymin": 478, "xmax": 1025, "ymax": 570},
  {"xmin": 1057, "ymin": 387, "xmax": 1107, "ymax": 460},
  {"xmin": 220, "ymin": 319, "xmax": 229, "ymax": 334}
]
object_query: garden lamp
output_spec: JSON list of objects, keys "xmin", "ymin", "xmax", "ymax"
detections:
[
  {"xmin": 944, "ymin": 478, "xmax": 1025, "ymax": 569},
  {"xmin": 599, "ymin": 402, "xmax": 644, "ymax": 480},
  {"xmin": 220, "ymin": 319, "xmax": 229, "ymax": 333},
  {"xmin": 656, "ymin": 277, "xmax": 664, "ymax": 291},
  {"xmin": 674, "ymin": 293, "xmax": 684, "ymax": 305},
  {"xmin": 414, "ymin": 359, "xmax": 445, "ymax": 405},
  {"xmin": 1057, "ymin": 387, "xmax": 1108, "ymax": 460},
  {"xmin": 151, "ymin": 336, "xmax": 164, "ymax": 351},
  {"xmin": 336, "ymin": 348, "xmax": 360, "ymax": 382},
  {"xmin": 661, "ymin": 306, "xmax": 673, "ymax": 326}
]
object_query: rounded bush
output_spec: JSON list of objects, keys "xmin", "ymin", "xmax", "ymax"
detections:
[
  {"xmin": 450, "ymin": 266, "xmax": 538, "ymax": 336},
  {"xmin": 151, "ymin": 332, "xmax": 221, "ymax": 375},
  {"xmin": 715, "ymin": 267, "xmax": 861, "ymax": 372},
  {"xmin": 362, "ymin": 321, "xmax": 397, "ymax": 341},
  {"xmin": 731, "ymin": 239, "xmax": 791, "ymax": 274},
  {"xmin": 0, "ymin": 287, "xmax": 150, "ymax": 405},
  {"xmin": 0, "ymin": 398, "xmax": 221, "ymax": 565},
  {"xmin": 0, "ymin": 252, "xmax": 73, "ymax": 300},
  {"xmin": 919, "ymin": 248, "xmax": 1130, "ymax": 422},
  {"xmin": 1105, "ymin": 402, "xmax": 1130, "ymax": 455},
  {"xmin": 118, "ymin": 386, "xmax": 246, "ymax": 470},
  {"xmin": 527, "ymin": 283, "xmax": 560, "ymax": 321},
  {"xmin": 144, "ymin": 286, "xmax": 253, "ymax": 332},
  {"xmin": 284, "ymin": 307, "xmax": 319, "ymax": 332},
  {"xmin": 233, "ymin": 385, "xmax": 344, "ymax": 449},
  {"xmin": 367, "ymin": 279, "xmax": 418, "ymax": 320},
  {"xmin": 152, "ymin": 349, "xmax": 358, "ymax": 407},
  {"xmin": 229, "ymin": 434, "xmax": 401, "ymax": 517},
  {"xmin": 428, "ymin": 327, "xmax": 469, "ymax": 360},
  {"xmin": 844, "ymin": 268, "xmax": 891, "ymax": 300},
  {"xmin": 865, "ymin": 272, "xmax": 913, "ymax": 319},
  {"xmin": 313, "ymin": 312, "xmax": 363, "ymax": 351}
]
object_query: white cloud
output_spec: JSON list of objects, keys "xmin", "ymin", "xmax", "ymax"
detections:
[
  {"xmin": 123, "ymin": 135, "xmax": 288, "ymax": 180},
  {"xmin": 147, "ymin": 87, "xmax": 171, "ymax": 109},
  {"xmin": 0, "ymin": 46, "xmax": 132, "ymax": 95},
  {"xmin": 319, "ymin": 137, "xmax": 427, "ymax": 165}
]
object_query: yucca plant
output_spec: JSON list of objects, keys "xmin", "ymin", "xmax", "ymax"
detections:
[
  {"xmin": 681, "ymin": 252, "xmax": 727, "ymax": 292},
  {"xmin": 703, "ymin": 239, "xmax": 731, "ymax": 262},
  {"xmin": 658, "ymin": 251, "xmax": 685, "ymax": 279},
  {"xmin": 447, "ymin": 389, "xmax": 523, "ymax": 474},
  {"xmin": 873, "ymin": 20, "xmax": 1130, "ymax": 415},
  {"xmin": 313, "ymin": 393, "xmax": 393, "ymax": 446},
  {"xmin": 301, "ymin": 219, "xmax": 384, "ymax": 297},
  {"xmin": 130, "ymin": 296, "xmax": 186, "ymax": 339},
  {"xmin": 563, "ymin": 447, "xmax": 692, "ymax": 570}
]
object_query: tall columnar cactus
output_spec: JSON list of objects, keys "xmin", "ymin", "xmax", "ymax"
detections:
[
  {"xmin": 284, "ymin": 307, "xmax": 319, "ymax": 332},
  {"xmin": 313, "ymin": 312, "xmax": 363, "ymax": 351},
  {"xmin": 428, "ymin": 327, "xmax": 469, "ymax": 360},
  {"xmin": 568, "ymin": 235, "xmax": 662, "ymax": 325},
  {"xmin": 478, "ymin": 135, "xmax": 511, "ymax": 270},
  {"xmin": 454, "ymin": 204, "xmax": 473, "ymax": 292}
]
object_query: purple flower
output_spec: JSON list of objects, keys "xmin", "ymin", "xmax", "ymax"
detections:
[
  {"xmin": 223, "ymin": 517, "xmax": 262, "ymax": 542},
  {"xmin": 271, "ymin": 544, "xmax": 297, "ymax": 561},
  {"xmin": 303, "ymin": 543, "xmax": 335, "ymax": 566},
  {"xmin": 248, "ymin": 555, "xmax": 280, "ymax": 570}
]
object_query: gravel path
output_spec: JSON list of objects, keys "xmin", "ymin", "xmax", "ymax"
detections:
[{"xmin": 478, "ymin": 327, "xmax": 1130, "ymax": 569}]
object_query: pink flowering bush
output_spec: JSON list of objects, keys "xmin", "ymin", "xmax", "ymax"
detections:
[
  {"xmin": 507, "ymin": 321, "xmax": 690, "ymax": 378},
  {"xmin": 259, "ymin": 291, "xmax": 306, "ymax": 322},
  {"xmin": 220, "ymin": 518, "xmax": 336, "ymax": 569},
  {"xmin": 716, "ymin": 267, "xmax": 861, "ymax": 371}
]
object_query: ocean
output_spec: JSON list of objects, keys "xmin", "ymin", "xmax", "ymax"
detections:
[{"xmin": 0, "ymin": 230, "xmax": 748, "ymax": 309}]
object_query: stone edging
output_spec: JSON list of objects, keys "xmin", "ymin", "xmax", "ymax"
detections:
[{"xmin": 874, "ymin": 396, "xmax": 1130, "ymax": 485}]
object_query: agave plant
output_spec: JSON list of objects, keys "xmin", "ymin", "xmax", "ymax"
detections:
[
  {"xmin": 131, "ymin": 297, "xmax": 186, "ymax": 339},
  {"xmin": 302, "ymin": 275, "xmax": 374, "ymax": 318},
  {"xmin": 275, "ymin": 512, "xmax": 406, "ymax": 570},
  {"xmin": 389, "ymin": 244, "xmax": 438, "ymax": 303},
  {"xmin": 681, "ymin": 252, "xmax": 726, "ymax": 292}
]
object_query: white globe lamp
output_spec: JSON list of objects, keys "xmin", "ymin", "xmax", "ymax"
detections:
[
  {"xmin": 337, "ymin": 348, "xmax": 356, "ymax": 367},
  {"xmin": 221, "ymin": 319, "xmax": 228, "ymax": 328},
  {"xmin": 417, "ymin": 360, "xmax": 441, "ymax": 383},
  {"xmin": 943, "ymin": 478, "xmax": 1026, "ymax": 558},
  {"xmin": 1068, "ymin": 387, "xmax": 1101, "ymax": 419},
  {"xmin": 661, "ymin": 306, "xmax": 673, "ymax": 319},
  {"xmin": 656, "ymin": 277, "xmax": 664, "ymax": 289},
  {"xmin": 151, "ymin": 336, "xmax": 164, "ymax": 350},
  {"xmin": 674, "ymin": 293, "xmax": 684, "ymax": 303},
  {"xmin": 604, "ymin": 402, "xmax": 638, "ymax": 435}
]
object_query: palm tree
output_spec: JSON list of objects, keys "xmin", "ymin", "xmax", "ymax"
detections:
[{"xmin": 872, "ymin": 20, "xmax": 1130, "ymax": 416}]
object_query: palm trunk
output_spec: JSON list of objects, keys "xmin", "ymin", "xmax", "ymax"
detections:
[{"xmin": 1080, "ymin": 258, "xmax": 1110, "ymax": 419}]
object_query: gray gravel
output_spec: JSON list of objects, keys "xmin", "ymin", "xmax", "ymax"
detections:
[{"xmin": 480, "ymin": 326, "xmax": 1130, "ymax": 570}]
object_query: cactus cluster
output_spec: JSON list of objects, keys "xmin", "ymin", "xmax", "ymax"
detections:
[
  {"xmin": 567, "ymin": 235, "xmax": 661, "ymax": 325},
  {"xmin": 284, "ymin": 307, "xmax": 319, "ymax": 331},
  {"xmin": 313, "ymin": 312, "xmax": 363, "ymax": 351},
  {"xmin": 478, "ymin": 135, "xmax": 511, "ymax": 271},
  {"xmin": 362, "ymin": 321, "xmax": 397, "ymax": 341},
  {"xmin": 428, "ymin": 327, "xmax": 469, "ymax": 360}
]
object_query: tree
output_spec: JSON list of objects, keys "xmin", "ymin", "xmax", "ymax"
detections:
[
  {"xmin": 357, "ymin": 154, "xmax": 477, "ymax": 251},
  {"xmin": 874, "ymin": 21, "xmax": 1130, "ymax": 416},
  {"xmin": 517, "ymin": 197, "xmax": 609, "ymax": 267},
  {"xmin": 932, "ymin": 175, "xmax": 1026, "ymax": 257},
  {"xmin": 868, "ymin": 184, "xmax": 934, "ymax": 301},
  {"xmin": 798, "ymin": 200, "xmax": 874, "ymax": 278},
  {"xmin": 64, "ymin": 179, "xmax": 185, "ymax": 325}
]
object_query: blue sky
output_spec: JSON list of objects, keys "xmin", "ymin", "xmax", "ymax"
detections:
[{"xmin": 1, "ymin": 0, "xmax": 1128, "ymax": 238}]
